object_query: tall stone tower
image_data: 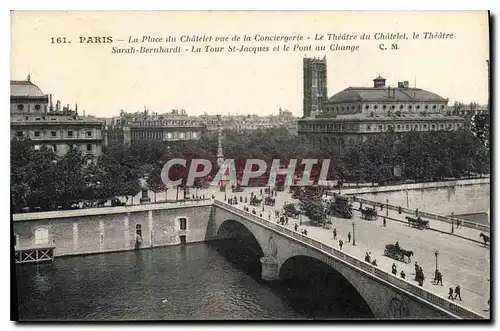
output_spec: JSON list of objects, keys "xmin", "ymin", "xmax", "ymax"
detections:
[
  {"xmin": 303, "ymin": 56, "xmax": 328, "ymax": 118},
  {"xmin": 216, "ymin": 114, "xmax": 224, "ymax": 166}
]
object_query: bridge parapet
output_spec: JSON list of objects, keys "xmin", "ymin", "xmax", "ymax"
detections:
[
  {"xmin": 352, "ymin": 197, "xmax": 490, "ymax": 233},
  {"xmin": 213, "ymin": 199, "xmax": 486, "ymax": 320}
]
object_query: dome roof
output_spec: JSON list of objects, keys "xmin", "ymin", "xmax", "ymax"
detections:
[
  {"xmin": 328, "ymin": 87, "xmax": 447, "ymax": 103},
  {"xmin": 10, "ymin": 80, "xmax": 45, "ymax": 98}
]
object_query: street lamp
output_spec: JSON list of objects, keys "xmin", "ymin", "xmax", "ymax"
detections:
[
  {"xmin": 434, "ymin": 251, "xmax": 439, "ymax": 273},
  {"xmin": 386, "ymin": 199, "xmax": 389, "ymax": 217},
  {"xmin": 352, "ymin": 221, "xmax": 356, "ymax": 246}
]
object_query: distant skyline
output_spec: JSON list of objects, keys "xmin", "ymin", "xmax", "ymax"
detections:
[{"xmin": 11, "ymin": 11, "xmax": 489, "ymax": 118}]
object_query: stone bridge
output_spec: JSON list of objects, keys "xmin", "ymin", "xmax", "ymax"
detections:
[{"xmin": 209, "ymin": 200, "xmax": 484, "ymax": 320}]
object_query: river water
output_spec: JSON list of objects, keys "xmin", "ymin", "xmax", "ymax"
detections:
[{"xmin": 16, "ymin": 243, "xmax": 307, "ymax": 321}]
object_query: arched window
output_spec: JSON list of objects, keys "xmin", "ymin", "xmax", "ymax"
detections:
[
  {"xmin": 179, "ymin": 218, "xmax": 187, "ymax": 230},
  {"xmin": 365, "ymin": 105, "xmax": 369, "ymax": 110},
  {"xmin": 382, "ymin": 105, "xmax": 387, "ymax": 110},
  {"xmin": 374, "ymin": 105, "xmax": 378, "ymax": 110},
  {"xmin": 35, "ymin": 228, "xmax": 49, "ymax": 245}
]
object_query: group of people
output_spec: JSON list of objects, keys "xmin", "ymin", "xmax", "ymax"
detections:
[
  {"xmin": 293, "ymin": 223, "xmax": 307, "ymax": 236},
  {"xmin": 448, "ymin": 285, "xmax": 462, "ymax": 301},
  {"xmin": 433, "ymin": 269, "xmax": 444, "ymax": 286},
  {"xmin": 392, "ymin": 263, "xmax": 406, "ymax": 279},
  {"xmin": 414, "ymin": 262, "xmax": 425, "ymax": 286},
  {"xmin": 364, "ymin": 252, "xmax": 377, "ymax": 266}
]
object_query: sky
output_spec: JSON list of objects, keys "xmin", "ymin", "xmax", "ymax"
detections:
[{"xmin": 10, "ymin": 11, "xmax": 489, "ymax": 118}]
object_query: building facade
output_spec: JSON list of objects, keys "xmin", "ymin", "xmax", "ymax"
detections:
[
  {"xmin": 298, "ymin": 71, "xmax": 465, "ymax": 153},
  {"xmin": 10, "ymin": 78, "xmax": 104, "ymax": 159},
  {"xmin": 303, "ymin": 56, "xmax": 328, "ymax": 118},
  {"xmin": 104, "ymin": 109, "xmax": 206, "ymax": 146}
]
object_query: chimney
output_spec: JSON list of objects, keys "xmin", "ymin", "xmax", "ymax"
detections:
[
  {"xmin": 398, "ymin": 82, "xmax": 404, "ymax": 88},
  {"xmin": 75, "ymin": 103, "xmax": 78, "ymax": 115},
  {"xmin": 49, "ymin": 94, "xmax": 53, "ymax": 111},
  {"xmin": 403, "ymin": 81, "xmax": 409, "ymax": 88},
  {"xmin": 56, "ymin": 100, "xmax": 60, "ymax": 112},
  {"xmin": 388, "ymin": 86, "xmax": 390, "ymax": 98}
]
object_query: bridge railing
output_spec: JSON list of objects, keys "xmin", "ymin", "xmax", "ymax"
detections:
[
  {"xmin": 214, "ymin": 199, "xmax": 486, "ymax": 320},
  {"xmin": 352, "ymin": 197, "xmax": 490, "ymax": 233}
]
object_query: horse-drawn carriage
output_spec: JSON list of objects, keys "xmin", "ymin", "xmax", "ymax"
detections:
[
  {"xmin": 283, "ymin": 203, "xmax": 301, "ymax": 219},
  {"xmin": 406, "ymin": 216, "xmax": 429, "ymax": 230},
  {"xmin": 232, "ymin": 184, "xmax": 244, "ymax": 193},
  {"xmin": 264, "ymin": 196, "xmax": 276, "ymax": 206},
  {"xmin": 384, "ymin": 243, "xmax": 413, "ymax": 263},
  {"xmin": 360, "ymin": 207, "xmax": 378, "ymax": 220},
  {"xmin": 329, "ymin": 194, "xmax": 353, "ymax": 219},
  {"xmin": 250, "ymin": 195, "xmax": 262, "ymax": 206}
]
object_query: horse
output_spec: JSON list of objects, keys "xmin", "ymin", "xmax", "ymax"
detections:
[
  {"xmin": 400, "ymin": 250, "xmax": 414, "ymax": 263},
  {"xmin": 480, "ymin": 233, "xmax": 490, "ymax": 247}
]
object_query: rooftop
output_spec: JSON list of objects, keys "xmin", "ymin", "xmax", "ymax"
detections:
[
  {"xmin": 328, "ymin": 87, "xmax": 448, "ymax": 103},
  {"xmin": 10, "ymin": 79, "xmax": 46, "ymax": 98},
  {"xmin": 300, "ymin": 112, "xmax": 464, "ymax": 122}
]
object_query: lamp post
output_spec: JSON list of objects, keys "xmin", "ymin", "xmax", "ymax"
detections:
[
  {"xmin": 386, "ymin": 199, "xmax": 389, "ymax": 217},
  {"xmin": 299, "ymin": 212, "xmax": 303, "ymax": 226},
  {"xmin": 434, "ymin": 251, "xmax": 439, "ymax": 273},
  {"xmin": 352, "ymin": 221, "xmax": 356, "ymax": 246}
]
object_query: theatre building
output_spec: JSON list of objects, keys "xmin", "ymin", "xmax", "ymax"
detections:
[
  {"xmin": 10, "ymin": 77, "xmax": 104, "ymax": 160},
  {"xmin": 298, "ymin": 72, "xmax": 464, "ymax": 153}
]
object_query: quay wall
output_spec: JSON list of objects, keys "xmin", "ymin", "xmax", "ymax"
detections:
[
  {"xmin": 339, "ymin": 178, "xmax": 490, "ymax": 217},
  {"xmin": 13, "ymin": 201, "xmax": 213, "ymax": 257}
]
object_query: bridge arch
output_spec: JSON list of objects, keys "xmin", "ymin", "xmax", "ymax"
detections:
[{"xmin": 278, "ymin": 254, "xmax": 375, "ymax": 318}]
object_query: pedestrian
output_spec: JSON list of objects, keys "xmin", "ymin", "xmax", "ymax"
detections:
[
  {"xmin": 212, "ymin": 194, "xmax": 215, "ymax": 199},
  {"xmin": 392, "ymin": 263, "xmax": 397, "ymax": 275},
  {"xmin": 365, "ymin": 252, "xmax": 371, "ymax": 263},
  {"xmin": 339, "ymin": 240, "xmax": 343, "ymax": 250},
  {"xmin": 304, "ymin": 229, "xmax": 308, "ymax": 236},
  {"xmin": 348, "ymin": 232, "xmax": 351, "ymax": 243},
  {"xmin": 240, "ymin": 196, "xmax": 243, "ymax": 203},
  {"xmin": 437, "ymin": 271, "xmax": 443, "ymax": 286},
  {"xmin": 260, "ymin": 213, "xmax": 263, "ymax": 218},
  {"xmin": 371, "ymin": 259, "xmax": 377, "ymax": 267},
  {"xmin": 398, "ymin": 206, "xmax": 402, "ymax": 214},
  {"xmin": 294, "ymin": 223, "xmax": 298, "ymax": 231},
  {"xmin": 415, "ymin": 208, "xmax": 419, "ymax": 217},
  {"xmin": 454, "ymin": 285, "xmax": 462, "ymax": 301},
  {"xmin": 414, "ymin": 262, "xmax": 419, "ymax": 278},
  {"xmin": 260, "ymin": 189, "xmax": 263, "ymax": 195},
  {"xmin": 448, "ymin": 287, "xmax": 454, "ymax": 300},
  {"xmin": 383, "ymin": 217, "xmax": 387, "ymax": 227},
  {"xmin": 400, "ymin": 270, "xmax": 406, "ymax": 279},
  {"xmin": 333, "ymin": 228, "xmax": 337, "ymax": 240}
]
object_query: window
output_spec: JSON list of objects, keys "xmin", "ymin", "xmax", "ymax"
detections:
[
  {"xmin": 440, "ymin": 124, "xmax": 444, "ymax": 129},
  {"xmin": 366, "ymin": 125, "xmax": 371, "ymax": 131},
  {"xmin": 378, "ymin": 125, "xmax": 383, "ymax": 130},
  {"xmin": 35, "ymin": 104, "xmax": 41, "ymax": 110},
  {"xmin": 457, "ymin": 124, "xmax": 461, "ymax": 128},
  {"xmin": 397, "ymin": 125, "xmax": 401, "ymax": 130},
  {"xmin": 34, "ymin": 228, "xmax": 49, "ymax": 245},
  {"xmin": 53, "ymin": 145, "xmax": 57, "ymax": 152},
  {"xmin": 391, "ymin": 105, "xmax": 395, "ymax": 110},
  {"xmin": 35, "ymin": 118, "xmax": 41, "ymax": 121},
  {"xmin": 405, "ymin": 125, "xmax": 410, "ymax": 129},
  {"xmin": 68, "ymin": 130, "xmax": 73, "ymax": 137},
  {"xmin": 17, "ymin": 104, "xmax": 24, "ymax": 111},
  {"xmin": 382, "ymin": 105, "xmax": 387, "ymax": 110},
  {"xmin": 86, "ymin": 144, "xmax": 92, "ymax": 151},
  {"xmin": 400, "ymin": 105, "xmax": 404, "ymax": 110},
  {"xmin": 374, "ymin": 105, "xmax": 378, "ymax": 110},
  {"xmin": 414, "ymin": 124, "xmax": 418, "ymax": 129},
  {"xmin": 408, "ymin": 105, "xmax": 412, "ymax": 110},
  {"xmin": 136, "ymin": 224, "xmax": 142, "ymax": 237},
  {"xmin": 388, "ymin": 125, "xmax": 393, "ymax": 130},
  {"xmin": 87, "ymin": 131, "xmax": 92, "ymax": 137},
  {"xmin": 433, "ymin": 105, "xmax": 437, "ymax": 110},
  {"xmin": 25, "ymin": 116, "xmax": 29, "ymax": 120},
  {"xmin": 423, "ymin": 124, "xmax": 427, "ymax": 129},
  {"xmin": 416, "ymin": 105, "xmax": 420, "ymax": 110},
  {"xmin": 365, "ymin": 105, "xmax": 369, "ymax": 110},
  {"xmin": 34, "ymin": 131, "xmax": 40, "ymax": 137},
  {"xmin": 16, "ymin": 131, "xmax": 23, "ymax": 137},
  {"xmin": 179, "ymin": 235, "xmax": 186, "ymax": 244},
  {"xmin": 192, "ymin": 132, "xmax": 198, "ymax": 138},
  {"xmin": 432, "ymin": 124, "xmax": 436, "ymax": 130},
  {"xmin": 441, "ymin": 105, "xmax": 445, "ymax": 110},
  {"xmin": 425, "ymin": 105, "xmax": 429, "ymax": 110},
  {"xmin": 51, "ymin": 131, "xmax": 56, "ymax": 137},
  {"xmin": 448, "ymin": 124, "xmax": 452, "ymax": 129},
  {"xmin": 179, "ymin": 218, "xmax": 187, "ymax": 230}
]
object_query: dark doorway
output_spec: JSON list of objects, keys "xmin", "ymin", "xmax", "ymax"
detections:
[{"xmin": 179, "ymin": 235, "xmax": 186, "ymax": 244}]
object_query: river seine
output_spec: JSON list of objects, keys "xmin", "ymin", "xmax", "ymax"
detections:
[{"xmin": 15, "ymin": 243, "xmax": 309, "ymax": 321}]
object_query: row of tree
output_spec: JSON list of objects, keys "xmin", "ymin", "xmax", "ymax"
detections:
[{"xmin": 11, "ymin": 125, "xmax": 490, "ymax": 212}]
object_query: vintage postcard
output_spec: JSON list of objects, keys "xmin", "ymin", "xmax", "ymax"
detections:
[{"xmin": 10, "ymin": 11, "xmax": 490, "ymax": 321}]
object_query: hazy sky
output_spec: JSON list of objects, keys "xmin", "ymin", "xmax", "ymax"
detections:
[{"xmin": 11, "ymin": 11, "xmax": 489, "ymax": 118}]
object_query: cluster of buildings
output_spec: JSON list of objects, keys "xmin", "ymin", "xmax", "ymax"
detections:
[
  {"xmin": 10, "ymin": 78, "xmax": 297, "ymax": 159},
  {"xmin": 298, "ymin": 57, "xmax": 486, "ymax": 153},
  {"xmin": 10, "ymin": 57, "xmax": 487, "ymax": 160}
]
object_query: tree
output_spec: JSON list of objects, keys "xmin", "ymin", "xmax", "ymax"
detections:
[
  {"xmin": 146, "ymin": 165, "xmax": 166, "ymax": 203},
  {"xmin": 470, "ymin": 111, "xmax": 490, "ymax": 148},
  {"xmin": 299, "ymin": 195, "xmax": 327, "ymax": 226}
]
